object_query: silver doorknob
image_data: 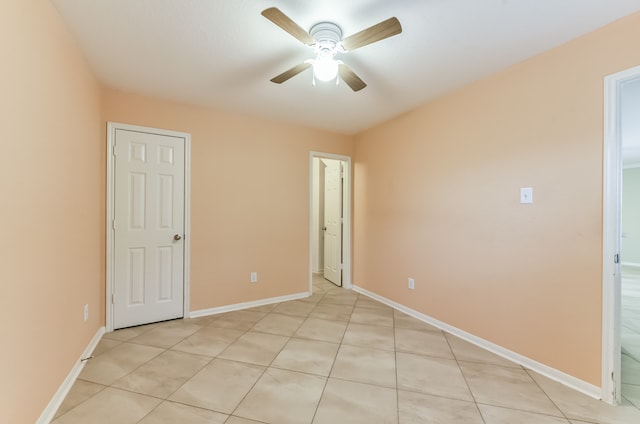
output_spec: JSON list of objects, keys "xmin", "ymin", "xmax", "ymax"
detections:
[{"xmin": 173, "ymin": 234, "xmax": 182, "ymax": 241}]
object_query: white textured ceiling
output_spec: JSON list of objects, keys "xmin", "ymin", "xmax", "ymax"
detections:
[{"xmin": 52, "ymin": 0, "xmax": 640, "ymax": 135}]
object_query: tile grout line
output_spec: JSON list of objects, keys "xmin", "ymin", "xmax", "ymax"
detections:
[
  {"xmin": 393, "ymin": 307, "xmax": 400, "ymax": 424},
  {"xmin": 308, "ymin": 279, "xmax": 333, "ymax": 424},
  {"xmin": 154, "ymin": 311, "xmax": 266, "ymax": 421},
  {"xmin": 106, "ymin": 324, "xmax": 219, "ymax": 423},
  {"xmin": 308, "ymin": 296, "xmax": 348, "ymax": 424},
  {"xmin": 226, "ymin": 282, "xmax": 331, "ymax": 423},
  {"xmin": 443, "ymin": 331, "xmax": 487, "ymax": 424},
  {"xmin": 524, "ymin": 368, "xmax": 573, "ymax": 422},
  {"xmin": 55, "ymin": 334, "xmax": 138, "ymax": 419}
]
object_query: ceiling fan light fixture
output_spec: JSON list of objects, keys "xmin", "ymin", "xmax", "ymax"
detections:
[
  {"xmin": 308, "ymin": 22, "xmax": 343, "ymax": 83},
  {"xmin": 312, "ymin": 56, "xmax": 339, "ymax": 81}
]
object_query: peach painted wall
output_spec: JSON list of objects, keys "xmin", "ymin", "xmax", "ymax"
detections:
[
  {"xmin": 354, "ymin": 12, "xmax": 640, "ymax": 387},
  {"xmin": 0, "ymin": 1, "xmax": 104, "ymax": 423},
  {"xmin": 102, "ymin": 90, "xmax": 353, "ymax": 311}
]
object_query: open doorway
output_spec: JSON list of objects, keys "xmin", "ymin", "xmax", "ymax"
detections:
[
  {"xmin": 309, "ymin": 152, "xmax": 351, "ymax": 293},
  {"xmin": 620, "ymin": 77, "xmax": 640, "ymax": 406},
  {"xmin": 603, "ymin": 66, "xmax": 640, "ymax": 405}
]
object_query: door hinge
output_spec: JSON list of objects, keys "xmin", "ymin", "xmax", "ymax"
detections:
[
  {"xmin": 112, "ymin": 219, "xmax": 116, "ymax": 230},
  {"xmin": 614, "ymin": 254, "xmax": 620, "ymax": 264},
  {"xmin": 111, "ymin": 293, "xmax": 115, "ymax": 304}
]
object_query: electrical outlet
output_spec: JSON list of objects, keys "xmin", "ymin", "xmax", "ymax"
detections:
[
  {"xmin": 520, "ymin": 187, "xmax": 533, "ymax": 204},
  {"xmin": 83, "ymin": 304, "xmax": 89, "ymax": 322},
  {"xmin": 250, "ymin": 272, "xmax": 258, "ymax": 283},
  {"xmin": 408, "ymin": 278, "xmax": 415, "ymax": 290}
]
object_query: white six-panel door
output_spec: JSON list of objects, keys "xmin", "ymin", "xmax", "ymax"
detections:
[
  {"xmin": 323, "ymin": 159, "xmax": 342, "ymax": 286},
  {"xmin": 113, "ymin": 129, "xmax": 185, "ymax": 329}
]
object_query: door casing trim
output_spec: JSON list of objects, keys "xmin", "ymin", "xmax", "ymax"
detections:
[
  {"xmin": 602, "ymin": 65, "xmax": 640, "ymax": 404},
  {"xmin": 106, "ymin": 122, "xmax": 191, "ymax": 332},
  {"xmin": 309, "ymin": 152, "xmax": 352, "ymax": 292}
]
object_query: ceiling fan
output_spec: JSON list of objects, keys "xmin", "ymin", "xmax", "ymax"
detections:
[{"xmin": 261, "ymin": 7, "xmax": 402, "ymax": 92}]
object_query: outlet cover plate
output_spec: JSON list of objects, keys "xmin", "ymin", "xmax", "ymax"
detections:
[{"xmin": 520, "ymin": 187, "xmax": 533, "ymax": 204}]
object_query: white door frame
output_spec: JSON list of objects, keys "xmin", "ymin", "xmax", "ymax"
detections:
[
  {"xmin": 309, "ymin": 152, "xmax": 352, "ymax": 292},
  {"xmin": 322, "ymin": 158, "xmax": 343, "ymax": 286},
  {"xmin": 106, "ymin": 122, "xmax": 191, "ymax": 332},
  {"xmin": 602, "ymin": 65, "xmax": 640, "ymax": 404}
]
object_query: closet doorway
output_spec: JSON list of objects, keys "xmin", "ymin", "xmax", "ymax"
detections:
[{"xmin": 309, "ymin": 152, "xmax": 352, "ymax": 291}]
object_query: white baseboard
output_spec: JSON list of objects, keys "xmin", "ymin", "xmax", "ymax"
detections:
[
  {"xmin": 190, "ymin": 291, "xmax": 310, "ymax": 318},
  {"xmin": 352, "ymin": 285, "xmax": 601, "ymax": 400},
  {"xmin": 37, "ymin": 326, "xmax": 106, "ymax": 424}
]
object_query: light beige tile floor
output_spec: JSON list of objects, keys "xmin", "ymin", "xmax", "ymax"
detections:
[
  {"xmin": 52, "ymin": 275, "xmax": 640, "ymax": 424},
  {"xmin": 622, "ymin": 265, "xmax": 640, "ymax": 410}
]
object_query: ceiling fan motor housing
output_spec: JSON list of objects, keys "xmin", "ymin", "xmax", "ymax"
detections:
[{"xmin": 310, "ymin": 22, "xmax": 343, "ymax": 57}]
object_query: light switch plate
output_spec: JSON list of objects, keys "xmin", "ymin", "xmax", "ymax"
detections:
[{"xmin": 520, "ymin": 187, "xmax": 533, "ymax": 204}]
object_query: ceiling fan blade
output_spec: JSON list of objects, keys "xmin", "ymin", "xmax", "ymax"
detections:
[
  {"xmin": 341, "ymin": 17, "xmax": 402, "ymax": 51},
  {"xmin": 339, "ymin": 64, "xmax": 367, "ymax": 92},
  {"xmin": 262, "ymin": 7, "xmax": 315, "ymax": 46},
  {"xmin": 271, "ymin": 62, "xmax": 312, "ymax": 84}
]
